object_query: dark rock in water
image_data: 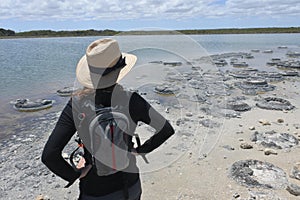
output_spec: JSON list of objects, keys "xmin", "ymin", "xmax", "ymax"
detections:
[
  {"xmin": 57, "ymin": 87, "xmax": 78, "ymax": 97},
  {"xmin": 256, "ymin": 97, "xmax": 295, "ymax": 111},
  {"xmin": 277, "ymin": 60, "xmax": 300, "ymax": 69},
  {"xmin": 232, "ymin": 62, "xmax": 249, "ymax": 68},
  {"xmin": 149, "ymin": 61, "xmax": 163, "ymax": 64},
  {"xmin": 226, "ymin": 101, "xmax": 251, "ymax": 112},
  {"xmin": 251, "ymin": 130, "xmax": 298, "ymax": 149},
  {"xmin": 12, "ymin": 98, "xmax": 54, "ymax": 112},
  {"xmin": 163, "ymin": 61, "xmax": 182, "ymax": 66},
  {"xmin": 280, "ymin": 71, "xmax": 299, "ymax": 77},
  {"xmin": 213, "ymin": 59, "xmax": 228, "ymax": 66},
  {"xmin": 286, "ymin": 51, "xmax": 300, "ymax": 58},
  {"xmin": 267, "ymin": 58, "xmax": 281, "ymax": 66},
  {"xmin": 229, "ymin": 159, "xmax": 288, "ymax": 189},
  {"xmin": 263, "ymin": 50, "xmax": 273, "ymax": 53},
  {"xmin": 286, "ymin": 183, "xmax": 300, "ymax": 196}
]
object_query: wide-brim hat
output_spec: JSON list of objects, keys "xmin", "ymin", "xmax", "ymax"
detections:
[{"xmin": 76, "ymin": 38, "xmax": 137, "ymax": 89}]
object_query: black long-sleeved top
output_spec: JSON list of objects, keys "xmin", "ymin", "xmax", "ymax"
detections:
[{"xmin": 42, "ymin": 86, "xmax": 175, "ymax": 196}]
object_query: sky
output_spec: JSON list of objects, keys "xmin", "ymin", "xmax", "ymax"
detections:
[{"xmin": 0, "ymin": 0, "xmax": 300, "ymax": 32}]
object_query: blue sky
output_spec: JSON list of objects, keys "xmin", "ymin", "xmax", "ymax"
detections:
[{"xmin": 1, "ymin": 0, "xmax": 299, "ymax": 32}]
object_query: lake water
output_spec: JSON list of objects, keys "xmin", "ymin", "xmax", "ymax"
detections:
[{"xmin": 1, "ymin": 33, "xmax": 300, "ymax": 139}]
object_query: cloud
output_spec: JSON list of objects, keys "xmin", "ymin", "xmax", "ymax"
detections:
[
  {"xmin": 223, "ymin": 0, "xmax": 300, "ymax": 17},
  {"xmin": 0, "ymin": 0, "xmax": 300, "ymax": 21}
]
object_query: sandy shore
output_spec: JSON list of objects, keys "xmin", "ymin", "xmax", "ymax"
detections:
[
  {"xmin": 139, "ymin": 76, "xmax": 300, "ymax": 200},
  {"xmin": 1, "ymin": 49, "xmax": 300, "ymax": 200}
]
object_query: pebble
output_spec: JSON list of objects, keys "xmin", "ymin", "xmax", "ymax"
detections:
[
  {"xmin": 223, "ymin": 145, "xmax": 235, "ymax": 151},
  {"xmin": 15, "ymin": 163, "xmax": 30, "ymax": 170},
  {"xmin": 259, "ymin": 119, "xmax": 271, "ymax": 125},
  {"xmin": 249, "ymin": 126, "xmax": 255, "ymax": 130},
  {"xmin": 277, "ymin": 118, "xmax": 284, "ymax": 123},
  {"xmin": 35, "ymin": 195, "xmax": 50, "ymax": 200},
  {"xmin": 165, "ymin": 107, "xmax": 170, "ymax": 113},
  {"xmin": 240, "ymin": 142, "xmax": 253, "ymax": 149},
  {"xmin": 264, "ymin": 148, "xmax": 278, "ymax": 155},
  {"xmin": 233, "ymin": 193, "xmax": 240, "ymax": 198},
  {"xmin": 185, "ymin": 112, "xmax": 193, "ymax": 117}
]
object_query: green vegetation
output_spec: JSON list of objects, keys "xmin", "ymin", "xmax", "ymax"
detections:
[
  {"xmin": 0, "ymin": 29, "xmax": 120, "ymax": 38},
  {"xmin": 15, "ymin": 29, "xmax": 120, "ymax": 37},
  {"xmin": 1, "ymin": 27, "xmax": 300, "ymax": 39},
  {"xmin": 178, "ymin": 27, "xmax": 300, "ymax": 34},
  {"xmin": 0, "ymin": 28, "xmax": 15, "ymax": 36}
]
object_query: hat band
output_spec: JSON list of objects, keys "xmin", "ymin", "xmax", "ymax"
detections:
[{"xmin": 88, "ymin": 56, "xmax": 126, "ymax": 76}]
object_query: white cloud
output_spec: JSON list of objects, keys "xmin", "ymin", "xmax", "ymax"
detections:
[
  {"xmin": 0, "ymin": 0, "xmax": 300, "ymax": 21},
  {"xmin": 223, "ymin": 0, "xmax": 300, "ymax": 17}
]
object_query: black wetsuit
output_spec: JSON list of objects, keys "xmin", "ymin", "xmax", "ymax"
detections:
[{"xmin": 42, "ymin": 86, "xmax": 175, "ymax": 197}]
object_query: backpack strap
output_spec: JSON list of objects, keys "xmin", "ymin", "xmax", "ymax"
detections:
[{"xmin": 69, "ymin": 136, "xmax": 84, "ymax": 170}]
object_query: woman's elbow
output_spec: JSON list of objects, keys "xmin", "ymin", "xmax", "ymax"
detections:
[
  {"xmin": 165, "ymin": 120, "xmax": 175, "ymax": 137},
  {"xmin": 41, "ymin": 148, "xmax": 49, "ymax": 165},
  {"xmin": 41, "ymin": 146, "xmax": 55, "ymax": 166}
]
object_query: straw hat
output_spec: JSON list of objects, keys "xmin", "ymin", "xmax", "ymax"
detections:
[{"xmin": 76, "ymin": 38, "xmax": 137, "ymax": 89}]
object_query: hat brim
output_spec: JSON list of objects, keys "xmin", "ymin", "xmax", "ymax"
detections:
[{"xmin": 76, "ymin": 53, "xmax": 137, "ymax": 89}]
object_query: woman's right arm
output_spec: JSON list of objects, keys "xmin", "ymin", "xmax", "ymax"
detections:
[
  {"xmin": 41, "ymin": 100, "xmax": 81, "ymax": 186},
  {"xmin": 130, "ymin": 93, "xmax": 175, "ymax": 154}
]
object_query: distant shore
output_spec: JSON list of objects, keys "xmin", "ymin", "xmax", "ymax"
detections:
[{"xmin": 1, "ymin": 27, "xmax": 300, "ymax": 39}]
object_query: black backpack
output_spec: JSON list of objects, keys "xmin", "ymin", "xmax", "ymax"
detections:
[{"xmin": 70, "ymin": 96, "xmax": 148, "ymax": 175}]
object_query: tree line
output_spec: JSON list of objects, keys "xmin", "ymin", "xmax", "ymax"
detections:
[
  {"xmin": 0, "ymin": 28, "xmax": 120, "ymax": 37},
  {"xmin": 1, "ymin": 27, "xmax": 300, "ymax": 38}
]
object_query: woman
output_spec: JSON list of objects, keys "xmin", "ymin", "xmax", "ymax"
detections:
[{"xmin": 42, "ymin": 38, "xmax": 175, "ymax": 200}]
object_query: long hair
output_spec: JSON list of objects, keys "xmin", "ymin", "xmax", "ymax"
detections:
[
  {"xmin": 72, "ymin": 87, "xmax": 95, "ymax": 99},
  {"xmin": 72, "ymin": 84, "xmax": 122, "ymax": 99}
]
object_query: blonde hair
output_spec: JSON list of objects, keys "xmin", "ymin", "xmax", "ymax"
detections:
[{"xmin": 72, "ymin": 87, "xmax": 95, "ymax": 99}]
